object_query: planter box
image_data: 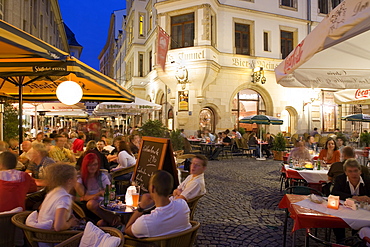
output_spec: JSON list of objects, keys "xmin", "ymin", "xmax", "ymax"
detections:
[{"xmin": 273, "ymin": 150, "xmax": 287, "ymax": 161}]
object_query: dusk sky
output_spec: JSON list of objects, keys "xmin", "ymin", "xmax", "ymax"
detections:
[{"xmin": 59, "ymin": 0, "xmax": 126, "ymax": 70}]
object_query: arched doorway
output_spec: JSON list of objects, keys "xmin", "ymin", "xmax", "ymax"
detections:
[
  {"xmin": 232, "ymin": 89, "xmax": 266, "ymax": 131},
  {"xmin": 281, "ymin": 110, "xmax": 290, "ymax": 133},
  {"xmin": 199, "ymin": 107, "xmax": 215, "ymax": 133}
]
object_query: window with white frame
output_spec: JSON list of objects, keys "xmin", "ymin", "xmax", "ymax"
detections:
[{"xmin": 318, "ymin": 0, "xmax": 343, "ymax": 14}]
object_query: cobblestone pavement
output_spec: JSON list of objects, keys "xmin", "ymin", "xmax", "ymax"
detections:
[{"xmin": 193, "ymin": 157, "xmax": 336, "ymax": 247}]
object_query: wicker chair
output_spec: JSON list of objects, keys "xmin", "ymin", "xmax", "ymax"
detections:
[
  {"xmin": 55, "ymin": 227, "xmax": 125, "ymax": 247},
  {"xmin": 187, "ymin": 194, "xmax": 204, "ymax": 220},
  {"xmin": 112, "ymin": 166, "xmax": 136, "ymax": 195},
  {"xmin": 124, "ymin": 221, "xmax": 200, "ymax": 247},
  {"xmin": 0, "ymin": 212, "xmax": 18, "ymax": 247},
  {"xmin": 11, "ymin": 211, "xmax": 81, "ymax": 247}
]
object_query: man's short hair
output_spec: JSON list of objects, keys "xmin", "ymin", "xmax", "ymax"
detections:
[
  {"xmin": 98, "ymin": 140, "xmax": 106, "ymax": 145},
  {"xmin": 342, "ymin": 146, "xmax": 355, "ymax": 159},
  {"xmin": 193, "ymin": 154, "xmax": 208, "ymax": 167},
  {"xmin": 0, "ymin": 141, "xmax": 9, "ymax": 151},
  {"xmin": 343, "ymin": 158, "xmax": 361, "ymax": 171},
  {"xmin": 150, "ymin": 170, "xmax": 173, "ymax": 197},
  {"xmin": 0, "ymin": 151, "xmax": 17, "ymax": 169}
]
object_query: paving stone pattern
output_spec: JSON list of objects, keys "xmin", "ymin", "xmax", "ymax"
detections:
[{"xmin": 193, "ymin": 157, "xmax": 338, "ymax": 247}]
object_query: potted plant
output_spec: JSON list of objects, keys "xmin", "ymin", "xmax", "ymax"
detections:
[
  {"xmin": 170, "ymin": 129, "xmax": 185, "ymax": 151},
  {"xmin": 360, "ymin": 132, "xmax": 370, "ymax": 147},
  {"xmin": 140, "ymin": 120, "xmax": 168, "ymax": 138},
  {"xmin": 271, "ymin": 132, "xmax": 287, "ymax": 161}
]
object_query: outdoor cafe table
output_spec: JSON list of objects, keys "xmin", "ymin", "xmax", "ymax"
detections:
[
  {"xmin": 99, "ymin": 200, "xmax": 135, "ymax": 224},
  {"xmin": 279, "ymin": 194, "xmax": 348, "ymax": 247},
  {"xmin": 284, "ymin": 165, "xmax": 328, "ymax": 184},
  {"xmin": 199, "ymin": 142, "xmax": 223, "ymax": 156}
]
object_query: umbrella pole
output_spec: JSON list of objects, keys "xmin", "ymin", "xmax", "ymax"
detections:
[
  {"xmin": 256, "ymin": 125, "xmax": 266, "ymax": 161},
  {"xmin": 18, "ymin": 79, "xmax": 23, "ymax": 154}
]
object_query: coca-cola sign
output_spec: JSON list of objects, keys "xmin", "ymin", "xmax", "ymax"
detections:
[
  {"xmin": 355, "ymin": 89, "xmax": 370, "ymax": 99},
  {"xmin": 283, "ymin": 40, "xmax": 304, "ymax": 74}
]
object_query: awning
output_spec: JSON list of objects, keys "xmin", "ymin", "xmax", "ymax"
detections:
[
  {"xmin": 275, "ymin": 0, "xmax": 370, "ymax": 89},
  {"xmin": 334, "ymin": 89, "xmax": 370, "ymax": 104}
]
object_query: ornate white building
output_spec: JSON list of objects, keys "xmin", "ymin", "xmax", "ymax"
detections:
[{"xmin": 104, "ymin": 0, "xmax": 349, "ymax": 136}]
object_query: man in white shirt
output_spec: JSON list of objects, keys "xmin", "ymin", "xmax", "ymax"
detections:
[
  {"xmin": 125, "ymin": 170, "xmax": 191, "ymax": 238},
  {"xmin": 173, "ymin": 154, "xmax": 207, "ymax": 201}
]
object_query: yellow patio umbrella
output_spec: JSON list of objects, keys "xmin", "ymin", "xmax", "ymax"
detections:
[{"xmin": 0, "ymin": 19, "xmax": 134, "ymax": 144}]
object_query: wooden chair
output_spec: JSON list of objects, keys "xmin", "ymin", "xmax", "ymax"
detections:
[
  {"xmin": 112, "ymin": 166, "xmax": 136, "ymax": 195},
  {"xmin": 0, "ymin": 212, "xmax": 18, "ymax": 247},
  {"xmin": 55, "ymin": 227, "xmax": 125, "ymax": 247},
  {"xmin": 11, "ymin": 211, "xmax": 81, "ymax": 247},
  {"xmin": 183, "ymin": 138, "xmax": 202, "ymax": 154},
  {"xmin": 187, "ymin": 194, "xmax": 204, "ymax": 220},
  {"xmin": 124, "ymin": 221, "xmax": 200, "ymax": 247}
]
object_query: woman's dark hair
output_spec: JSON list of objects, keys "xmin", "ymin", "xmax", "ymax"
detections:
[
  {"xmin": 324, "ymin": 137, "xmax": 338, "ymax": 151},
  {"xmin": 118, "ymin": 141, "xmax": 133, "ymax": 156}
]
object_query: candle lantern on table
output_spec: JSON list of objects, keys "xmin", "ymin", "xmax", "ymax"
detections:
[{"xmin": 327, "ymin": 195, "xmax": 340, "ymax": 210}]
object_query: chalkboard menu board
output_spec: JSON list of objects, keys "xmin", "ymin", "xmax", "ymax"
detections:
[{"xmin": 132, "ymin": 137, "xmax": 179, "ymax": 193}]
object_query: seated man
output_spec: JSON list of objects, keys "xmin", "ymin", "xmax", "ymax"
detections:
[
  {"xmin": 287, "ymin": 141, "xmax": 311, "ymax": 162},
  {"xmin": 328, "ymin": 146, "xmax": 369, "ymax": 183},
  {"xmin": 125, "ymin": 170, "xmax": 191, "ymax": 238},
  {"xmin": 331, "ymin": 158, "xmax": 370, "ymax": 243},
  {"xmin": 49, "ymin": 135, "xmax": 76, "ymax": 163},
  {"xmin": 26, "ymin": 143, "xmax": 56, "ymax": 186},
  {"xmin": 173, "ymin": 154, "xmax": 207, "ymax": 201},
  {"xmin": 209, "ymin": 132, "xmax": 231, "ymax": 160}
]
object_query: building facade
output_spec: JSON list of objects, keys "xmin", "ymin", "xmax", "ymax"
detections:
[{"xmin": 106, "ymin": 0, "xmax": 349, "ymax": 136}]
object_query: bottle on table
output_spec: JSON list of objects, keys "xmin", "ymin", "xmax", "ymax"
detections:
[
  {"xmin": 317, "ymin": 159, "xmax": 321, "ymax": 170},
  {"xmin": 289, "ymin": 158, "xmax": 293, "ymax": 168},
  {"xmin": 104, "ymin": 184, "xmax": 110, "ymax": 206},
  {"xmin": 110, "ymin": 184, "xmax": 116, "ymax": 201}
]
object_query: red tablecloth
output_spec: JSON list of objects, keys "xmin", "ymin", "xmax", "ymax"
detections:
[{"xmin": 278, "ymin": 194, "xmax": 348, "ymax": 232}]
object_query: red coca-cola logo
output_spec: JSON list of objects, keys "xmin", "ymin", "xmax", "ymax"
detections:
[
  {"xmin": 283, "ymin": 40, "xmax": 304, "ymax": 74},
  {"xmin": 355, "ymin": 89, "xmax": 370, "ymax": 99}
]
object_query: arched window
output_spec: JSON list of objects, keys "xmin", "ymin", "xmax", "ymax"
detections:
[
  {"xmin": 232, "ymin": 89, "xmax": 266, "ymax": 131},
  {"xmin": 199, "ymin": 108, "xmax": 214, "ymax": 133}
]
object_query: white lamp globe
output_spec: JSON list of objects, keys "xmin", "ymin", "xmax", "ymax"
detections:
[{"xmin": 56, "ymin": 80, "xmax": 83, "ymax": 105}]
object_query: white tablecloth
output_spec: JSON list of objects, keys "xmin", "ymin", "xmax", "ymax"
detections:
[
  {"xmin": 285, "ymin": 165, "xmax": 328, "ymax": 183},
  {"xmin": 294, "ymin": 198, "xmax": 370, "ymax": 230}
]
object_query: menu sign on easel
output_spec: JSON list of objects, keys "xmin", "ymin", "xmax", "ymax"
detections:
[{"xmin": 132, "ymin": 136, "xmax": 179, "ymax": 193}]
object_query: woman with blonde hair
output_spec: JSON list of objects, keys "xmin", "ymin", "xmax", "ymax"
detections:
[{"xmin": 35, "ymin": 164, "xmax": 79, "ymax": 231}]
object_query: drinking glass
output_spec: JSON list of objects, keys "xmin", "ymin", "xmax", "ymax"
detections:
[{"xmin": 132, "ymin": 186, "xmax": 140, "ymax": 207}]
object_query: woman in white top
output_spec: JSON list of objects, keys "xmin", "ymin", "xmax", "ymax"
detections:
[
  {"xmin": 37, "ymin": 164, "xmax": 79, "ymax": 231},
  {"xmin": 112, "ymin": 141, "xmax": 136, "ymax": 172}
]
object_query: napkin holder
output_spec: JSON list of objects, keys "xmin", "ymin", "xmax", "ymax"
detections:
[
  {"xmin": 344, "ymin": 198, "xmax": 358, "ymax": 210},
  {"xmin": 125, "ymin": 186, "xmax": 137, "ymax": 206},
  {"xmin": 327, "ymin": 195, "xmax": 340, "ymax": 210}
]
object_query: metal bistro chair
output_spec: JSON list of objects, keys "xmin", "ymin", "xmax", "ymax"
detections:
[
  {"xmin": 283, "ymin": 186, "xmax": 323, "ymax": 247},
  {"xmin": 124, "ymin": 221, "xmax": 200, "ymax": 247},
  {"xmin": 306, "ymin": 228, "xmax": 351, "ymax": 247}
]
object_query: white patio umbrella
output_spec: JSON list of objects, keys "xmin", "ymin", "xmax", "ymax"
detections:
[
  {"xmin": 93, "ymin": 97, "xmax": 162, "ymax": 116},
  {"xmin": 334, "ymin": 89, "xmax": 370, "ymax": 104},
  {"xmin": 275, "ymin": 0, "xmax": 370, "ymax": 89}
]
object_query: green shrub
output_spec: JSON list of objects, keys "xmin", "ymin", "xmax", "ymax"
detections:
[
  {"xmin": 271, "ymin": 132, "xmax": 286, "ymax": 151},
  {"xmin": 170, "ymin": 129, "xmax": 184, "ymax": 151},
  {"xmin": 141, "ymin": 119, "xmax": 168, "ymax": 137}
]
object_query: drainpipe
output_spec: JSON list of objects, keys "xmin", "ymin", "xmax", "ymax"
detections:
[{"xmin": 307, "ymin": 0, "xmax": 312, "ymax": 34}]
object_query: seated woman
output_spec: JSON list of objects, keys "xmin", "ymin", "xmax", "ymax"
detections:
[
  {"xmin": 128, "ymin": 134, "xmax": 141, "ymax": 155},
  {"xmin": 111, "ymin": 141, "xmax": 136, "ymax": 180},
  {"xmin": 36, "ymin": 163, "xmax": 79, "ymax": 231},
  {"xmin": 0, "ymin": 151, "xmax": 37, "ymax": 212},
  {"xmin": 75, "ymin": 153, "xmax": 120, "ymax": 227},
  {"xmin": 248, "ymin": 132, "xmax": 260, "ymax": 158},
  {"xmin": 318, "ymin": 138, "xmax": 340, "ymax": 164}
]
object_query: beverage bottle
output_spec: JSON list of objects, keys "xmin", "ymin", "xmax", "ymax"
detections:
[
  {"xmin": 289, "ymin": 158, "xmax": 293, "ymax": 168},
  {"xmin": 317, "ymin": 159, "xmax": 321, "ymax": 170},
  {"xmin": 110, "ymin": 184, "xmax": 116, "ymax": 201},
  {"xmin": 104, "ymin": 184, "xmax": 110, "ymax": 206}
]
